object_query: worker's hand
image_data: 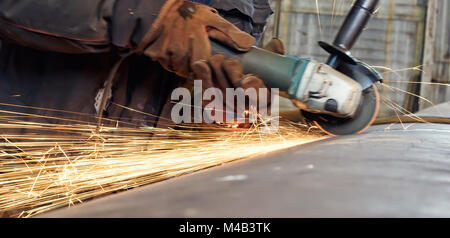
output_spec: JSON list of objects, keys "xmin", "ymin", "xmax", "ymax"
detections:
[
  {"xmin": 191, "ymin": 38, "xmax": 285, "ymax": 124},
  {"xmin": 191, "ymin": 38, "xmax": 286, "ymax": 102},
  {"xmin": 192, "ymin": 54, "xmax": 267, "ymax": 123},
  {"xmin": 192, "ymin": 53, "xmax": 267, "ymax": 97},
  {"xmin": 137, "ymin": 0, "xmax": 255, "ymax": 78}
]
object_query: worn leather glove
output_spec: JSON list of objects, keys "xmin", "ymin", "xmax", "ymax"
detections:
[
  {"xmin": 262, "ymin": 38, "xmax": 285, "ymax": 55},
  {"xmin": 192, "ymin": 38, "xmax": 286, "ymax": 94},
  {"xmin": 137, "ymin": 0, "xmax": 255, "ymax": 78},
  {"xmin": 191, "ymin": 38, "xmax": 286, "ymax": 123}
]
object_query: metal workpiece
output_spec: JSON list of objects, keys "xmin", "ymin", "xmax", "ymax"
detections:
[{"xmin": 39, "ymin": 107, "xmax": 450, "ymax": 218}]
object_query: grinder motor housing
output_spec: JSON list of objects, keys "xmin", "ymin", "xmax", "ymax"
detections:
[{"xmin": 211, "ymin": 42, "xmax": 363, "ymax": 119}]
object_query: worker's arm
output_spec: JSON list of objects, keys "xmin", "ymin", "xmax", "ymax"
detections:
[
  {"xmin": 0, "ymin": 0, "xmax": 256, "ymax": 78},
  {"xmin": 0, "ymin": 0, "xmax": 167, "ymax": 54}
]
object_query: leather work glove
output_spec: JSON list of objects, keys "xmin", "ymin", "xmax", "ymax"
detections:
[
  {"xmin": 191, "ymin": 38, "xmax": 286, "ymax": 124},
  {"xmin": 262, "ymin": 38, "xmax": 285, "ymax": 55},
  {"xmin": 137, "ymin": 0, "xmax": 256, "ymax": 78}
]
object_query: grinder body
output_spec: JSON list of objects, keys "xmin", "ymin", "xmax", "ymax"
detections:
[
  {"xmin": 210, "ymin": 0, "xmax": 382, "ymax": 136},
  {"xmin": 211, "ymin": 41, "xmax": 363, "ymax": 119}
]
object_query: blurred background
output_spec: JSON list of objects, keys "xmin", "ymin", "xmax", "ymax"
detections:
[{"xmin": 261, "ymin": 0, "xmax": 450, "ymax": 118}]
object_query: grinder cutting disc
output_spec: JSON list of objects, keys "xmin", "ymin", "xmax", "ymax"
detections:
[{"xmin": 306, "ymin": 84, "xmax": 380, "ymax": 136}]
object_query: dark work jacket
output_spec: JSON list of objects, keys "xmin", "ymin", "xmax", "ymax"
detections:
[{"xmin": 0, "ymin": 0, "xmax": 272, "ymax": 127}]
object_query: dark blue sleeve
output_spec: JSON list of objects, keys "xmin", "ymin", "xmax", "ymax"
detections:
[
  {"xmin": 191, "ymin": 0, "xmax": 212, "ymax": 4},
  {"xmin": 207, "ymin": 0, "xmax": 273, "ymax": 43},
  {"xmin": 0, "ymin": 0, "xmax": 167, "ymax": 54}
]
